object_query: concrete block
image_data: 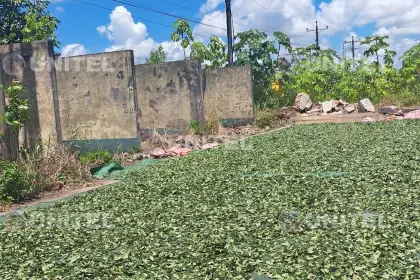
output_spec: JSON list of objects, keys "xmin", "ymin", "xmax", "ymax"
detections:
[
  {"xmin": 0, "ymin": 40, "xmax": 60, "ymax": 150},
  {"xmin": 135, "ymin": 60, "xmax": 204, "ymax": 136},
  {"xmin": 204, "ymin": 65, "xmax": 254, "ymax": 127},
  {"xmin": 55, "ymin": 50, "xmax": 140, "ymax": 152}
]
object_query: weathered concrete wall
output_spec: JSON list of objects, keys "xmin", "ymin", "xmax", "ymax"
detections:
[
  {"xmin": 204, "ymin": 65, "xmax": 254, "ymax": 127},
  {"xmin": 55, "ymin": 50, "xmax": 140, "ymax": 152},
  {"xmin": 0, "ymin": 40, "xmax": 60, "ymax": 151},
  {"xmin": 135, "ymin": 60, "xmax": 204, "ymax": 136}
]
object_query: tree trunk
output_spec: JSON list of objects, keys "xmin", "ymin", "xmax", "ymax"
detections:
[
  {"xmin": 0, "ymin": 86, "xmax": 9, "ymax": 159},
  {"xmin": 182, "ymin": 34, "xmax": 186, "ymax": 60}
]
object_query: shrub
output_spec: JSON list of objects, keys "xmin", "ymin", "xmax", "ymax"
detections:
[
  {"xmin": 188, "ymin": 120, "xmax": 202, "ymax": 135},
  {"xmin": 204, "ymin": 97, "xmax": 220, "ymax": 135},
  {"xmin": 79, "ymin": 150, "xmax": 112, "ymax": 166},
  {"xmin": 0, "ymin": 160, "xmax": 38, "ymax": 202},
  {"xmin": 21, "ymin": 143, "xmax": 91, "ymax": 190},
  {"xmin": 256, "ymin": 109, "xmax": 278, "ymax": 128},
  {"xmin": 378, "ymin": 91, "xmax": 420, "ymax": 107}
]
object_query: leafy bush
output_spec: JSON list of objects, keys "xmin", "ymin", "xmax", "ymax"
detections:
[
  {"xmin": 79, "ymin": 149, "xmax": 112, "ymax": 166},
  {"xmin": 0, "ymin": 160, "xmax": 37, "ymax": 202},
  {"xmin": 233, "ymin": 29, "xmax": 420, "ymax": 108},
  {"xmin": 1, "ymin": 121, "xmax": 419, "ymax": 278},
  {"xmin": 188, "ymin": 120, "xmax": 201, "ymax": 135}
]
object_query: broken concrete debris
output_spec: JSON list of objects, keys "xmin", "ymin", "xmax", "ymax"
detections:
[
  {"xmin": 345, "ymin": 104, "xmax": 356, "ymax": 113},
  {"xmin": 404, "ymin": 109, "xmax": 420, "ymax": 120},
  {"xmin": 359, "ymin": 98, "xmax": 376, "ymax": 113},
  {"xmin": 295, "ymin": 93, "xmax": 312, "ymax": 112},
  {"xmin": 201, "ymin": 143, "xmax": 221, "ymax": 150},
  {"xmin": 322, "ymin": 100, "xmax": 334, "ymax": 113},
  {"xmin": 378, "ymin": 106, "xmax": 399, "ymax": 115},
  {"xmin": 362, "ymin": 117, "xmax": 377, "ymax": 123},
  {"xmin": 294, "ymin": 96, "xmax": 382, "ymax": 117},
  {"xmin": 150, "ymin": 148, "xmax": 166, "ymax": 158}
]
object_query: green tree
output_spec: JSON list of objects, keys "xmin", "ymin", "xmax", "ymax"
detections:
[
  {"xmin": 273, "ymin": 31, "xmax": 292, "ymax": 63},
  {"xmin": 0, "ymin": 80, "xmax": 29, "ymax": 159},
  {"xmin": 0, "ymin": 0, "xmax": 59, "ymax": 47},
  {"xmin": 384, "ymin": 49, "xmax": 397, "ymax": 67},
  {"xmin": 361, "ymin": 35, "xmax": 391, "ymax": 69},
  {"xmin": 171, "ymin": 19, "xmax": 194, "ymax": 60},
  {"xmin": 191, "ymin": 36, "xmax": 227, "ymax": 68},
  {"xmin": 400, "ymin": 43, "xmax": 420, "ymax": 93},
  {"xmin": 190, "ymin": 42, "xmax": 209, "ymax": 60},
  {"xmin": 233, "ymin": 29, "xmax": 277, "ymax": 106},
  {"xmin": 146, "ymin": 45, "xmax": 167, "ymax": 64}
]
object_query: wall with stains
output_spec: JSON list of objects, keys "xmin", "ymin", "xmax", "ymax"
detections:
[
  {"xmin": 0, "ymin": 40, "xmax": 60, "ymax": 154},
  {"xmin": 204, "ymin": 65, "xmax": 254, "ymax": 127},
  {"xmin": 135, "ymin": 60, "xmax": 204, "ymax": 137},
  {"xmin": 55, "ymin": 50, "xmax": 141, "ymax": 151}
]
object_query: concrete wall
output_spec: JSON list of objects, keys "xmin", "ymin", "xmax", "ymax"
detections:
[
  {"xmin": 0, "ymin": 40, "xmax": 60, "ymax": 151},
  {"xmin": 204, "ymin": 65, "xmax": 254, "ymax": 127},
  {"xmin": 135, "ymin": 60, "xmax": 204, "ymax": 136},
  {"xmin": 55, "ymin": 50, "xmax": 140, "ymax": 152}
]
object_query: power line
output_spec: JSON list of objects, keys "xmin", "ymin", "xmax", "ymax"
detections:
[
  {"xmin": 111, "ymin": 0, "xmax": 228, "ymax": 32},
  {"xmin": 75, "ymin": 0, "xmax": 325, "ymax": 50},
  {"xmin": 249, "ymin": 0, "xmax": 349, "ymax": 40},
  {"xmin": 344, "ymin": 36, "xmax": 361, "ymax": 64},
  {"xmin": 74, "ymin": 0, "xmax": 212, "ymax": 39},
  {"xmin": 278, "ymin": 0, "xmax": 348, "ymax": 38},
  {"xmin": 134, "ymin": 0, "xmax": 275, "ymax": 34},
  {"xmin": 306, "ymin": 21, "xmax": 328, "ymax": 49}
]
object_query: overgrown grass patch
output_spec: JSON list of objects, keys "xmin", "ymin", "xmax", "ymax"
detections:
[{"xmin": 1, "ymin": 121, "xmax": 420, "ymax": 279}]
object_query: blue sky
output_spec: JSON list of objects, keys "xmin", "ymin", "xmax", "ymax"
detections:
[{"xmin": 49, "ymin": 0, "xmax": 420, "ymax": 62}]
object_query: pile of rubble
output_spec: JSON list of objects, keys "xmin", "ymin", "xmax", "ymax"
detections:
[
  {"xmin": 295, "ymin": 93, "xmax": 376, "ymax": 116},
  {"xmin": 294, "ymin": 92, "xmax": 420, "ymax": 122}
]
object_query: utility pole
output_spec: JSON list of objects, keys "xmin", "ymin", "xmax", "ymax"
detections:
[
  {"xmin": 225, "ymin": 0, "xmax": 233, "ymax": 66},
  {"xmin": 342, "ymin": 41, "xmax": 346, "ymax": 62},
  {"xmin": 306, "ymin": 21, "xmax": 328, "ymax": 50},
  {"xmin": 344, "ymin": 36, "xmax": 362, "ymax": 64}
]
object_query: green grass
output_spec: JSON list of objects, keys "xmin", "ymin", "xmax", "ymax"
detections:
[{"xmin": 1, "ymin": 121, "xmax": 420, "ymax": 279}]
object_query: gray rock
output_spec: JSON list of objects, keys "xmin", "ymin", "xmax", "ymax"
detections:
[
  {"xmin": 133, "ymin": 153, "xmax": 145, "ymax": 160},
  {"xmin": 331, "ymin": 110, "xmax": 344, "ymax": 115},
  {"xmin": 362, "ymin": 117, "xmax": 376, "ymax": 123},
  {"xmin": 295, "ymin": 93, "xmax": 312, "ymax": 112},
  {"xmin": 307, "ymin": 108, "xmax": 322, "ymax": 115},
  {"xmin": 304, "ymin": 101, "xmax": 313, "ymax": 111},
  {"xmin": 359, "ymin": 98, "xmax": 375, "ymax": 113},
  {"xmin": 345, "ymin": 104, "xmax": 356, "ymax": 113},
  {"xmin": 322, "ymin": 100, "xmax": 334, "ymax": 113},
  {"xmin": 378, "ymin": 106, "xmax": 399, "ymax": 115}
]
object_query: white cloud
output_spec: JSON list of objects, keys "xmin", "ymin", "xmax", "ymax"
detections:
[
  {"xmin": 97, "ymin": 6, "xmax": 186, "ymax": 62},
  {"xmin": 61, "ymin": 44, "xmax": 87, "ymax": 57},
  {"xmin": 193, "ymin": 0, "xmax": 420, "ymax": 62},
  {"xmin": 56, "ymin": 6, "xmax": 65, "ymax": 13},
  {"xmin": 200, "ymin": 0, "xmax": 224, "ymax": 13}
]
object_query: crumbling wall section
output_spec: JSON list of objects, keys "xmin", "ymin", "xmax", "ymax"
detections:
[
  {"xmin": 135, "ymin": 60, "xmax": 204, "ymax": 137},
  {"xmin": 55, "ymin": 50, "xmax": 140, "ymax": 151},
  {"xmin": 204, "ymin": 65, "xmax": 254, "ymax": 127}
]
